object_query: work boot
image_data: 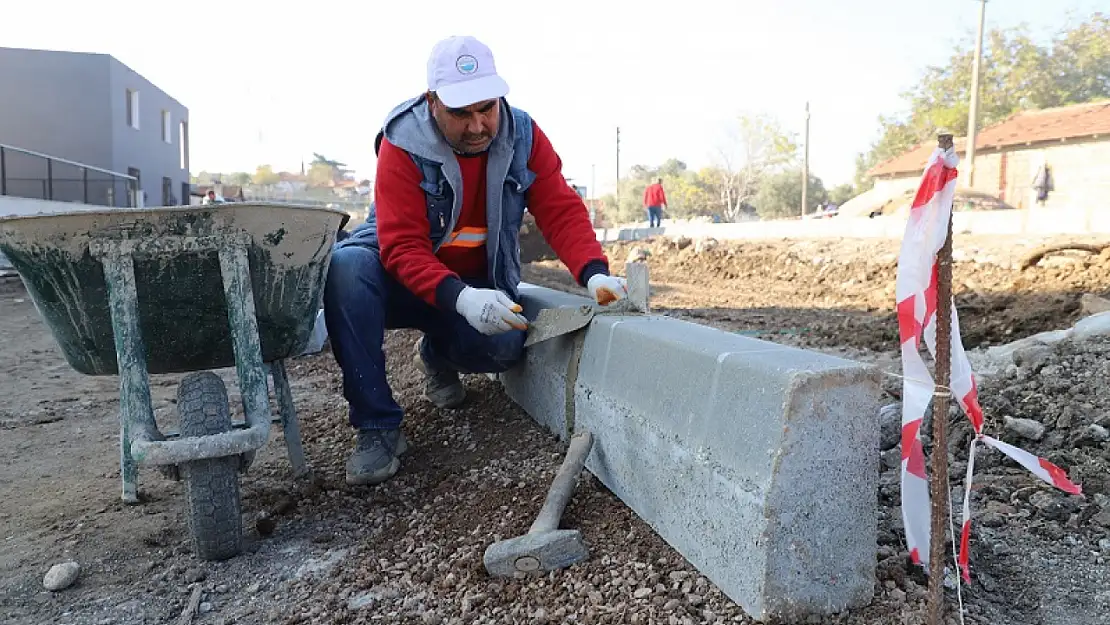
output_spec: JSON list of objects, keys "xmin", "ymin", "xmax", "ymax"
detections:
[
  {"xmin": 413, "ymin": 338, "xmax": 466, "ymax": 409},
  {"xmin": 345, "ymin": 428, "xmax": 409, "ymax": 486}
]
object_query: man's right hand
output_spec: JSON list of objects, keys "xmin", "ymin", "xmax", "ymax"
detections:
[{"xmin": 455, "ymin": 287, "xmax": 529, "ymax": 335}]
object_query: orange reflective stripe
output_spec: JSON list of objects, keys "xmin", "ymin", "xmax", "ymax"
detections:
[
  {"xmin": 440, "ymin": 238, "xmax": 485, "ymax": 249},
  {"xmin": 440, "ymin": 227, "xmax": 488, "ymax": 249}
]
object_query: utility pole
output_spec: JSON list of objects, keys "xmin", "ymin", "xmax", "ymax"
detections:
[
  {"xmin": 615, "ymin": 127, "xmax": 621, "ymax": 212},
  {"xmin": 801, "ymin": 102, "xmax": 810, "ymax": 218},
  {"xmin": 965, "ymin": 0, "xmax": 988, "ymax": 188}
]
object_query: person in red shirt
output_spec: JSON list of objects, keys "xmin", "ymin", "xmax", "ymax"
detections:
[
  {"xmin": 323, "ymin": 35, "xmax": 629, "ymax": 485},
  {"xmin": 643, "ymin": 178, "xmax": 667, "ymax": 228}
]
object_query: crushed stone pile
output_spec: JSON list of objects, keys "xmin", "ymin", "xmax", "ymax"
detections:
[{"xmin": 876, "ymin": 336, "xmax": 1110, "ymax": 624}]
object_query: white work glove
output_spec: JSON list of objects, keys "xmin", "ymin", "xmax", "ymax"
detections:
[
  {"xmin": 587, "ymin": 274, "xmax": 629, "ymax": 306},
  {"xmin": 455, "ymin": 287, "xmax": 529, "ymax": 335}
]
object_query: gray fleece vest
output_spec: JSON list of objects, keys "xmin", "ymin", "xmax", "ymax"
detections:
[{"xmin": 346, "ymin": 95, "xmax": 536, "ymax": 299}]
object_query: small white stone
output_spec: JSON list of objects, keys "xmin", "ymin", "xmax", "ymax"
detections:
[
  {"xmin": 43, "ymin": 561, "xmax": 80, "ymax": 591},
  {"xmin": 633, "ymin": 587, "xmax": 652, "ymax": 599},
  {"xmin": 1003, "ymin": 416, "xmax": 1045, "ymax": 441},
  {"xmin": 348, "ymin": 591, "xmax": 378, "ymax": 610}
]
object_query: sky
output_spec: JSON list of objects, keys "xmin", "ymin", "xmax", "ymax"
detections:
[{"xmin": 4, "ymin": 0, "xmax": 1105, "ymax": 194}]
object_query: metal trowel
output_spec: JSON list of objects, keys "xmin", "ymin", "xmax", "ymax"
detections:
[
  {"xmin": 522, "ymin": 261, "xmax": 651, "ymax": 348},
  {"xmin": 523, "ymin": 305, "xmax": 597, "ymax": 347}
]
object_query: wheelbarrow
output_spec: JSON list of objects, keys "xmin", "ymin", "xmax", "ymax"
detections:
[{"xmin": 0, "ymin": 202, "xmax": 348, "ymax": 561}]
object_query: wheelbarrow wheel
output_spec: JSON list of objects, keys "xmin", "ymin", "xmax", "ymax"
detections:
[{"xmin": 177, "ymin": 371, "xmax": 243, "ymax": 561}]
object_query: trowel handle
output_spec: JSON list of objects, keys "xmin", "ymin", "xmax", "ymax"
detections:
[{"xmin": 529, "ymin": 430, "xmax": 594, "ymax": 535}]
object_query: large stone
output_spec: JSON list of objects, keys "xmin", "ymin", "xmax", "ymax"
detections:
[
  {"xmin": 501, "ymin": 284, "xmax": 884, "ymax": 621},
  {"xmin": 879, "ymin": 403, "xmax": 902, "ymax": 451},
  {"xmin": 1080, "ymin": 293, "xmax": 1110, "ymax": 317},
  {"xmin": 1003, "ymin": 416, "xmax": 1046, "ymax": 441},
  {"xmin": 980, "ymin": 329, "xmax": 1072, "ymax": 371},
  {"xmin": 43, "ymin": 561, "xmax": 80, "ymax": 591},
  {"xmin": 1072, "ymin": 312, "xmax": 1110, "ymax": 341}
]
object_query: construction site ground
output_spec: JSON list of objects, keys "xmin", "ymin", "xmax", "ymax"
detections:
[{"xmin": 2, "ymin": 232, "xmax": 1109, "ymax": 625}]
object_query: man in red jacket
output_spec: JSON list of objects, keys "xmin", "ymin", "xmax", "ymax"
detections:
[
  {"xmin": 324, "ymin": 35, "xmax": 629, "ymax": 485},
  {"xmin": 643, "ymin": 178, "xmax": 667, "ymax": 228}
]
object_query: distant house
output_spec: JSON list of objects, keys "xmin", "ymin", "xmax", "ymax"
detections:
[
  {"xmin": 866, "ymin": 101, "xmax": 1110, "ymax": 212},
  {"xmin": 273, "ymin": 171, "xmax": 308, "ymax": 194},
  {"xmin": 329, "ymin": 178, "xmax": 371, "ymax": 200},
  {"xmin": 0, "ymin": 46, "xmax": 190, "ymax": 207}
]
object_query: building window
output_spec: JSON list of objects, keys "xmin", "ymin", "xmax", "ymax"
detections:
[
  {"xmin": 179, "ymin": 121, "xmax": 189, "ymax": 170},
  {"xmin": 126, "ymin": 89, "xmax": 140, "ymax": 130},
  {"xmin": 162, "ymin": 111, "xmax": 172, "ymax": 143}
]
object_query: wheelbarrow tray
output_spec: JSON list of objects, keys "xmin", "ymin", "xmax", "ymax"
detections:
[{"xmin": 0, "ymin": 202, "xmax": 348, "ymax": 375}]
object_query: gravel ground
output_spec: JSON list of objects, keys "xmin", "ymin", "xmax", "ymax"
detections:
[{"xmin": 2, "ymin": 233, "xmax": 1109, "ymax": 624}]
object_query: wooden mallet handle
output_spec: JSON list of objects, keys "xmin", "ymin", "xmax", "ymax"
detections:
[{"xmin": 529, "ymin": 431, "xmax": 594, "ymax": 535}]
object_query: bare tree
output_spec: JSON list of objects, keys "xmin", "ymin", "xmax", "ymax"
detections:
[{"xmin": 713, "ymin": 114, "xmax": 799, "ymax": 221}]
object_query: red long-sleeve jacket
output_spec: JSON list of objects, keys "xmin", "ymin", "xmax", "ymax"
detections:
[
  {"xmin": 374, "ymin": 120, "xmax": 608, "ymax": 309},
  {"xmin": 643, "ymin": 183, "xmax": 667, "ymax": 207}
]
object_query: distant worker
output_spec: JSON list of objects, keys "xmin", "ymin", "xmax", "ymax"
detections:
[
  {"xmin": 643, "ymin": 178, "xmax": 667, "ymax": 228},
  {"xmin": 202, "ymin": 189, "xmax": 220, "ymax": 205},
  {"xmin": 324, "ymin": 35, "xmax": 629, "ymax": 486},
  {"xmin": 1032, "ymin": 163, "xmax": 1053, "ymax": 206}
]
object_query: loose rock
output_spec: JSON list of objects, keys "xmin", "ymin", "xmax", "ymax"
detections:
[
  {"xmin": 43, "ymin": 561, "xmax": 80, "ymax": 591},
  {"xmin": 879, "ymin": 403, "xmax": 902, "ymax": 451},
  {"xmin": 694, "ymin": 238, "xmax": 719, "ymax": 254},
  {"xmin": 1003, "ymin": 415, "xmax": 1046, "ymax": 441},
  {"xmin": 184, "ymin": 567, "xmax": 207, "ymax": 583},
  {"xmin": 627, "ymin": 247, "xmax": 651, "ymax": 263},
  {"xmin": 1072, "ymin": 424, "xmax": 1109, "ymax": 447},
  {"xmin": 1080, "ymin": 293, "xmax": 1110, "ymax": 316}
]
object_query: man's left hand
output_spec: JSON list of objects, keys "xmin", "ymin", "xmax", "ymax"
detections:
[{"xmin": 587, "ymin": 274, "xmax": 629, "ymax": 306}]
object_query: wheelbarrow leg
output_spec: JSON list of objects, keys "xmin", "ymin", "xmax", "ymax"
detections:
[
  {"xmin": 270, "ymin": 359, "xmax": 310, "ymax": 479},
  {"xmin": 100, "ymin": 251, "xmax": 158, "ymax": 505},
  {"xmin": 217, "ymin": 244, "xmax": 272, "ymax": 447}
]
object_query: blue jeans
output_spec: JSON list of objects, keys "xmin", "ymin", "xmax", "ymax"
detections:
[
  {"xmin": 647, "ymin": 206, "xmax": 663, "ymax": 228},
  {"xmin": 323, "ymin": 243, "xmax": 526, "ymax": 430}
]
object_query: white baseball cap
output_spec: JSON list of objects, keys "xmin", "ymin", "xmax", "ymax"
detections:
[{"xmin": 426, "ymin": 36, "xmax": 509, "ymax": 108}]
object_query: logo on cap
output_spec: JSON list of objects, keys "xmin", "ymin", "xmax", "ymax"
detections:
[{"xmin": 456, "ymin": 55, "xmax": 478, "ymax": 75}]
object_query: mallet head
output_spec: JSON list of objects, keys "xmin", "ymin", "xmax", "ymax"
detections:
[{"xmin": 482, "ymin": 529, "xmax": 589, "ymax": 577}]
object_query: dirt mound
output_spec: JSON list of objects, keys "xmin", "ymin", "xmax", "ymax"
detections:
[
  {"xmin": 518, "ymin": 212, "xmax": 557, "ymax": 264},
  {"xmin": 521, "ymin": 236, "xmax": 1110, "ymax": 353}
]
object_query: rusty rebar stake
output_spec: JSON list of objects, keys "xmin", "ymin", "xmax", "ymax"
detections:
[{"xmin": 927, "ymin": 139, "xmax": 956, "ymax": 625}]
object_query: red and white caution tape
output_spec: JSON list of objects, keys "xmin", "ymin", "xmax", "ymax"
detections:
[{"xmin": 894, "ymin": 147, "xmax": 1082, "ymax": 583}]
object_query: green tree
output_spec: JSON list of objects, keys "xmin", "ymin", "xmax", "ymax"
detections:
[
  {"xmin": 307, "ymin": 153, "xmax": 352, "ymax": 187},
  {"xmin": 611, "ymin": 160, "xmax": 698, "ymax": 223},
  {"xmin": 253, "ymin": 164, "xmax": 281, "ymax": 186},
  {"xmin": 828, "ymin": 183, "xmax": 856, "ymax": 206},
  {"xmin": 858, "ymin": 13, "xmax": 1110, "ymax": 185},
  {"xmin": 1049, "ymin": 13, "xmax": 1110, "ymax": 104},
  {"xmin": 754, "ymin": 168, "xmax": 827, "ymax": 220},
  {"xmin": 228, "ymin": 172, "xmax": 252, "ymax": 186}
]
